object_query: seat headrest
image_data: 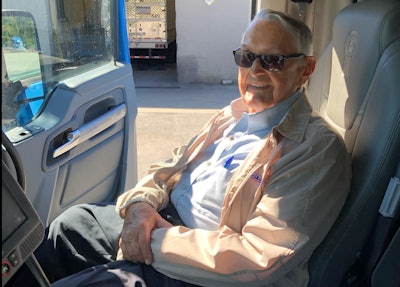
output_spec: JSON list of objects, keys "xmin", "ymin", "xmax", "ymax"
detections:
[{"xmin": 327, "ymin": 0, "xmax": 400, "ymax": 130}]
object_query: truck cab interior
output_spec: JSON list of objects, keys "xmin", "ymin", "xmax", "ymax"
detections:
[
  {"xmin": 2, "ymin": 0, "xmax": 400, "ymax": 286},
  {"xmin": 306, "ymin": 1, "xmax": 400, "ymax": 286}
]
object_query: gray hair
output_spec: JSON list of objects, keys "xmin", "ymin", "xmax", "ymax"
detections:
[{"xmin": 252, "ymin": 9, "xmax": 313, "ymax": 55}]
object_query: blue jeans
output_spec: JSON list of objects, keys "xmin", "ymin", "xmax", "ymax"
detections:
[
  {"xmin": 12, "ymin": 203, "xmax": 198, "ymax": 287},
  {"xmin": 52, "ymin": 260, "xmax": 197, "ymax": 287}
]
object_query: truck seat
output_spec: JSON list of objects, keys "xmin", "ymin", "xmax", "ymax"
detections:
[{"xmin": 306, "ymin": 0, "xmax": 400, "ymax": 286}]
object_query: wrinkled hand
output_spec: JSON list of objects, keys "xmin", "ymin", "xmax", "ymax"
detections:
[{"xmin": 118, "ymin": 202, "xmax": 173, "ymax": 265}]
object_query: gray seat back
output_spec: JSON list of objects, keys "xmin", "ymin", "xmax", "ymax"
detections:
[{"xmin": 307, "ymin": 1, "xmax": 400, "ymax": 286}]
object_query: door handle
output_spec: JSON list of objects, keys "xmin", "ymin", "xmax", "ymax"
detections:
[{"xmin": 53, "ymin": 104, "xmax": 126, "ymax": 158}]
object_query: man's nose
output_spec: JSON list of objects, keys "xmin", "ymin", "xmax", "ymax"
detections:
[{"xmin": 250, "ymin": 58, "xmax": 267, "ymax": 74}]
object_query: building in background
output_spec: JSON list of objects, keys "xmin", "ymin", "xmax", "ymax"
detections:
[{"xmin": 175, "ymin": 0, "xmax": 251, "ymax": 84}]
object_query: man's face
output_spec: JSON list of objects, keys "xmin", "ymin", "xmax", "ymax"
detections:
[{"xmin": 238, "ymin": 19, "xmax": 315, "ymax": 113}]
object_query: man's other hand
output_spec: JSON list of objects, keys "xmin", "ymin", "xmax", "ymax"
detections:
[{"xmin": 118, "ymin": 202, "xmax": 173, "ymax": 264}]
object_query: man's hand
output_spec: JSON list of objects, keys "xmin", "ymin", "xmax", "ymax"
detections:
[{"xmin": 118, "ymin": 202, "xmax": 173, "ymax": 264}]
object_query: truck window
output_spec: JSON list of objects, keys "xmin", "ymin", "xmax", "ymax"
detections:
[{"xmin": 2, "ymin": 0, "xmax": 114, "ymax": 132}]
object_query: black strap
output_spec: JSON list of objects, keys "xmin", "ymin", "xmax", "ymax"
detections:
[
  {"xmin": 159, "ymin": 202, "xmax": 185, "ymax": 226},
  {"xmin": 343, "ymin": 161, "xmax": 400, "ymax": 287},
  {"xmin": 2, "ymin": 131, "xmax": 25, "ymax": 189}
]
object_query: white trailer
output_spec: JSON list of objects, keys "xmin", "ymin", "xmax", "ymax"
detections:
[{"xmin": 125, "ymin": 0, "xmax": 176, "ymax": 60}]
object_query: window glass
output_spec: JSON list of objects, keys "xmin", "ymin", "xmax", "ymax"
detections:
[{"xmin": 2, "ymin": 0, "xmax": 114, "ymax": 132}]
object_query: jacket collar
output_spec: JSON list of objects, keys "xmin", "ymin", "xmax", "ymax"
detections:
[{"xmin": 274, "ymin": 91, "xmax": 312, "ymax": 143}]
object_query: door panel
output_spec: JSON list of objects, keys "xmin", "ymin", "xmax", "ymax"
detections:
[
  {"xmin": 8, "ymin": 63, "xmax": 137, "ymax": 226},
  {"xmin": 2, "ymin": 0, "xmax": 138, "ymax": 226}
]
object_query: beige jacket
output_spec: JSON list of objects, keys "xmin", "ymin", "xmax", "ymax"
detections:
[{"xmin": 116, "ymin": 92, "xmax": 352, "ymax": 287}]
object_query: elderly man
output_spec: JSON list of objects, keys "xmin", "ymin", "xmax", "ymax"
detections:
[{"xmin": 18, "ymin": 9, "xmax": 351, "ymax": 287}]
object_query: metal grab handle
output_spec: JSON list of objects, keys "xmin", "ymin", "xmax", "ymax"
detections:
[{"xmin": 53, "ymin": 104, "xmax": 126, "ymax": 158}]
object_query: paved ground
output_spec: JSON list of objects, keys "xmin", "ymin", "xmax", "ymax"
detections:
[{"xmin": 133, "ymin": 62, "xmax": 239, "ymax": 179}]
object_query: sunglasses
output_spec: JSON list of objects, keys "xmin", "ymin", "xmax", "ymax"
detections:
[{"xmin": 233, "ymin": 49, "xmax": 306, "ymax": 71}]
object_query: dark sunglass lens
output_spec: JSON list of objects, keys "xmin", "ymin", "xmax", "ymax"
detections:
[
  {"xmin": 235, "ymin": 50, "xmax": 254, "ymax": 67},
  {"xmin": 261, "ymin": 55, "xmax": 283, "ymax": 71}
]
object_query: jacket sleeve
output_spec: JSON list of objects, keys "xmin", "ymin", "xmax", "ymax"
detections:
[{"xmin": 149, "ymin": 128, "xmax": 351, "ymax": 287}]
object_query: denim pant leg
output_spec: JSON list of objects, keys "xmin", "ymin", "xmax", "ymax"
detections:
[
  {"xmin": 9, "ymin": 203, "xmax": 201, "ymax": 287},
  {"xmin": 51, "ymin": 261, "xmax": 201, "ymax": 287},
  {"xmin": 6, "ymin": 203, "xmax": 123, "ymax": 287},
  {"xmin": 37, "ymin": 203, "xmax": 124, "ymax": 282}
]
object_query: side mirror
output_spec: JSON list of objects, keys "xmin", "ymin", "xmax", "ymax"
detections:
[{"xmin": 2, "ymin": 10, "xmax": 44, "ymax": 127}]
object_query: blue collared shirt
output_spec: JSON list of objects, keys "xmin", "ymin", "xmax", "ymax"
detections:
[{"xmin": 171, "ymin": 90, "xmax": 301, "ymax": 230}]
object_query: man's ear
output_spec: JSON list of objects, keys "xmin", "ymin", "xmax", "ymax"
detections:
[{"xmin": 301, "ymin": 56, "xmax": 317, "ymax": 84}]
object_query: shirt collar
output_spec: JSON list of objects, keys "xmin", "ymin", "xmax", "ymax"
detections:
[
  {"xmin": 228, "ymin": 89, "xmax": 312, "ymax": 142},
  {"xmin": 247, "ymin": 89, "xmax": 301, "ymax": 134},
  {"xmin": 229, "ymin": 89, "xmax": 302, "ymax": 134}
]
